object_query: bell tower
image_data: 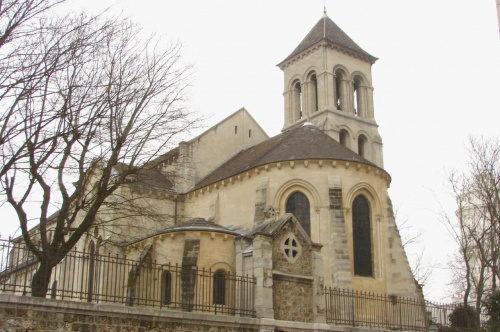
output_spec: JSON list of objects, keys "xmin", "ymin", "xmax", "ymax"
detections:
[{"xmin": 278, "ymin": 13, "xmax": 384, "ymax": 167}]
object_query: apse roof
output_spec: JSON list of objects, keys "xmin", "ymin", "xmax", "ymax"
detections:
[
  {"xmin": 279, "ymin": 15, "xmax": 377, "ymax": 65},
  {"xmin": 194, "ymin": 124, "xmax": 376, "ymax": 190}
]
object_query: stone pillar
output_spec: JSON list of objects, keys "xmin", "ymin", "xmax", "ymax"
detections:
[
  {"xmin": 301, "ymin": 81, "xmax": 311, "ymax": 118},
  {"xmin": 356, "ymin": 85, "xmax": 367, "ymax": 117},
  {"xmin": 293, "ymin": 86, "xmax": 302, "ymax": 121},
  {"xmin": 345, "ymin": 79, "xmax": 354, "ymax": 114},
  {"xmin": 327, "ymin": 176, "xmax": 353, "ymax": 288},
  {"xmin": 175, "ymin": 141, "xmax": 195, "ymax": 192},
  {"xmin": 312, "ymin": 243, "xmax": 326, "ymax": 323},
  {"xmin": 283, "ymin": 89, "xmax": 292, "ymax": 126},
  {"xmin": 252, "ymin": 234, "xmax": 274, "ymax": 319},
  {"xmin": 318, "ymin": 71, "xmax": 334, "ymax": 111},
  {"xmin": 366, "ymin": 86, "xmax": 375, "ymax": 119},
  {"xmin": 306, "ymin": 79, "xmax": 317, "ymax": 114},
  {"xmin": 339, "ymin": 79, "xmax": 349, "ymax": 112}
]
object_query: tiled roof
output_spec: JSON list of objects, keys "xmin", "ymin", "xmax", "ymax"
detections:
[
  {"xmin": 133, "ymin": 167, "xmax": 173, "ymax": 191},
  {"xmin": 279, "ymin": 15, "xmax": 377, "ymax": 65},
  {"xmin": 113, "ymin": 162, "xmax": 174, "ymax": 192},
  {"xmin": 194, "ymin": 124, "xmax": 375, "ymax": 190}
]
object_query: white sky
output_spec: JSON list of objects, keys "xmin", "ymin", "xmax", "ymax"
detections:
[{"xmin": 1, "ymin": 0, "xmax": 499, "ymax": 302}]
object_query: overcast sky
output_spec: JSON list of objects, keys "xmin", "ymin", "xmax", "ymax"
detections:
[{"xmin": 2, "ymin": 0, "xmax": 499, "ymax": 302}]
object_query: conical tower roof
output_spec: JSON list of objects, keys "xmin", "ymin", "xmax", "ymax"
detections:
[{"xmin": 279, "ymin": 15, "xmax": 377, "ymax": 65}]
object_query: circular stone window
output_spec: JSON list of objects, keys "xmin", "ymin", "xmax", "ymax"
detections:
[{"xmin": 281, "ymin": 233, "xmax": 301, "ymax": 263}]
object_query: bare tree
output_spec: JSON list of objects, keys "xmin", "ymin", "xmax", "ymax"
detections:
[
  {"xmin": 0, "ymin": 0, "xmax": 66, "ymax": 175},
  {"xmin": 0, "ymin": 8, "xmax": 197, "ymax": 297},
  {"xmin": 444, "ymin": 136, "xmax": 500, "ymax": 319}
]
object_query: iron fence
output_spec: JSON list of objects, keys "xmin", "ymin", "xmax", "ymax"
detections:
[
  {"xmin": 0, "ymin": 239, "xmax": 256, "ymax": 317},
  {"xmin": 324, "ymin": 287, "xmax": 479, "ymax": 331}
]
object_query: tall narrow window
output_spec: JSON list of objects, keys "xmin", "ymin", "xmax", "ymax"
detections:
[
  {"xmin": 311, "ymin": 73, "xmax": 318, "ymax": 112},
  {"xmin": 234, "ymin": 126, "xmax": 238, "ymax": 134},
  {"xmin": 352, "ymin": 195, "xmax": 373, "ymax": 277},
  {"xmin": 163, "ymin": 272, "xmax": 172, "ymax": 305},
  {"xmin": 335, "ymin": 71, "xmax": 343, "ymax": 110},
  {"xmin": 213, "ymin": 270, "xmax": 226, "ymax": 305},
  {"xmin": 353, "ymin": 77, "xmax": 363, "ymax": 117},
  {"xmin": 292, "ymin": 80, "xmax": 303, "ymax": 120},
  {"xmin": 286, "ymin": 192, "xmax": 311, "ymax": 236}
]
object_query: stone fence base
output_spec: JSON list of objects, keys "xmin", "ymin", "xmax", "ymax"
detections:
[{"xmin": 0, "ymin": 294, "xmax": 400, "ymax": 332}]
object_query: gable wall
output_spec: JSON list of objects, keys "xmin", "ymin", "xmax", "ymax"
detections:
[{"xmin": 187, "ymin": 109, "xmax": 268, "ymax": 184}]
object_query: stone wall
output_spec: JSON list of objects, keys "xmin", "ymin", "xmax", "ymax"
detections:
[
  {"xmin": 272, "ymin": 275, "xmax": 314, "ymax": 323},
  {"xmin": 327, "ymin": 186, "xmax": 352, "ymax": 288},
  {"xmin": 0, "ymin": 294, "xmax": 260, "ymax": 332},
  {"xmin": 0, "ymin": 293, "xmax": 412, "ymax": 332}
]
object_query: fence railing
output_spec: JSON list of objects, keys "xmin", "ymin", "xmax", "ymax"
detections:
[
  {"xmin": 324, "ymin": 287, "xmax": 479, "ymax": 331},
  {"xmin": 0, "ymin": 240, "xmax": 256, "ymax": 317}
]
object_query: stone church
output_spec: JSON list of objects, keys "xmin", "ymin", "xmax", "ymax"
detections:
[{"xmin": 4, "ymin": 13, "xmax": 424, "ymax": 330}]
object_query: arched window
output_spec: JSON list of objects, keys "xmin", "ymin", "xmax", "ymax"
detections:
[
  {"xmin": 286, "ymin": 192, "xmax": 311, "ymax": 236},
  {"xmin": 310, "ymin": 73, "xmax": 318, "ymax": 112},
  {"xmin": 358, "ymin": 134, "xmax": 367, "ymax": 157},
  {"xmin": 163, "ymin": 271, "xmax": 172, "ymax": 305},
  {"xmin": 335, "ymin": 70, "xmax": 345, "ymax": 111},
  {"xmin": 352, "ymin": 195, "xmax": 373, "ymax": 277},
  {"xmin": 353, "ymin": 77, "xmax": 362, "ymax": 116},
  {"xmin": 292, "ymin": 80, "xmax": 303, "ymax": 120},
  {"xmin": 213, "ymin": 270, "xmax": 226, "ymax": 305}
]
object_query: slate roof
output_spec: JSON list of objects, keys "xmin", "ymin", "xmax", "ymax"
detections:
[
  {"xmin": 113, "ymin": 162, "xmax": 174, "ymax": 192},
  {"xmin": 279, "ymin": 15, "xmax": 377, "ymax": 65},
  {"xmin": 194, "ymin": 124, "xmax": 376, "ymax": 190}
]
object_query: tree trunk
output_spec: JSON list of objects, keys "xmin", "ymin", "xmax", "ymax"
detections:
[{"xmin": 31, "ymin": 258, "xmax": 54, "ymax": 298}]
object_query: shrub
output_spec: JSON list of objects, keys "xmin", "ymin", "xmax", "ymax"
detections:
[{"xmin": 448, "ymin": 304, "xmax": 480, "ymax": 329}]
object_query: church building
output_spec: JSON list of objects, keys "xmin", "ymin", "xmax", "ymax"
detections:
[{"xmin": 3, "ymin": 12, "xmax": 424, "ymax": 330}]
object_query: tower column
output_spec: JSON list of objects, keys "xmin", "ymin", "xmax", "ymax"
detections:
[
  {"xmin": 302, "ymin": 81, "xmax": 312, "ymax": 117},
  {"xmin": 366, "ymin": 86, "xmax": 375, "ymax": 119},
  {"xmin": 346, "ymin": 79, "xmax": 355, "ymax": 114},
  {"xmin": 357, "ymin": 85, "xmax": 368, "ymax": 117},
  {"xmin": 338, "ymin": 78, "xmax": 350, "ymax": 112},
  {"xmin": 283, "ymin": 89, "xmax": 292, "ymax": 126},
  {"xmin": 318, "ymin": 71, "xmax": 334, "ymax": 111}
]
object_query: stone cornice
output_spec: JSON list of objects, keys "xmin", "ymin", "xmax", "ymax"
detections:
[{"xmin": 278, "ymin": 41, "xmax": 376, "ymax": 70}]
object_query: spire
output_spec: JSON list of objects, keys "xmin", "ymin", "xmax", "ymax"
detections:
[
  {"xmin": 278, "ymin": 14, "xmax": 377, "ymax": 66},
  {"xmin": 323, "ymin": 1, "xmax": 327, "ymax": 38}
]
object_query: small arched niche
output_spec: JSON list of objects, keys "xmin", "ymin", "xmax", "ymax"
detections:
[
  {"xmin": 339, "ymin": 129, "xmax": 351, "ymax": 148},
  {"xmin": 358, "ymin": 134, "xmax": 368, "ymax": 158}
]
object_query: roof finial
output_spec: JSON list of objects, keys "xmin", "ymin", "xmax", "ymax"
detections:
[{"xmin": 323, "ymin": 0, "xmax": 327, "ymax": 37}]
